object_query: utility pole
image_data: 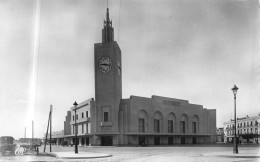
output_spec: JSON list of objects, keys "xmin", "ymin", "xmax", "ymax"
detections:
[
  {"xmin": 73, "ymin": 101, "xmax": 78, "ymax": 154},
  {"xmin": 44, "ymin": 105, "xmax": 52, "ymax": 153},
  {"xmin": 50, "ymin": 105, "xmax": 53, "ymax": 152}
]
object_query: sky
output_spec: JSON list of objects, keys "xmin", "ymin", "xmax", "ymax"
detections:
[{"xmin": 0, "ymin": 0, "xmax": 259, "ymax": 139}]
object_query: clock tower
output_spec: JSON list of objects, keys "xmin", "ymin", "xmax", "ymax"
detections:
[{"xmin": 94, "ymin": 7, "xmax": 122, "ymax": 145}]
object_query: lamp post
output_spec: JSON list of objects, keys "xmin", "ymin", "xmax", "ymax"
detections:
[
  {"xmin": 73, "ymin": 101, "xmax": 78, "ymax": 154},
  {"xmin": 256, "ymin": 121, "xmax": 259, "ymax": 144},
  {"xmin": 231, "ymin": 85, "xmax": 238, "ymax": 153}
]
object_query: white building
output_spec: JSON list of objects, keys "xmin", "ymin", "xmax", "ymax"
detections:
[{"xmin": 223, "ymin": 115, "xmax": 260, "ymax": 143}]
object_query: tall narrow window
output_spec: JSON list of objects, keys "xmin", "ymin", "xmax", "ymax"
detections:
[
  {"xmin": 139, "ymin": 118, "xmax": 145, "ymax": 133},
  {"xmin": 104, "ymin": 112, "xmax": 108, "ymax": 122},
  {"xmin": 82, "ymin": 113, "xmax": 84, "ymax": 118},
  {"xmin": 192, "ymin": 122, "xmax": 196, "ymax": 133},
  {"xmin": 168, "ymin": 120, "xmax": 173, "ymax": 133},
  {"xmin": 86, "ymin": 123, "xmax": 88, "ymax": 133},
  {"xmin": 73, "ymin": 125, "xmax": 74, "ymax": 134},
  {"xmin": 86, "ymin": 111, "xmax": 89, "ymax": 117},
  {"xmin": 154, "ymin": 119, "xmax": 160, "ymax": 133},
  {"xmin": 73, "ymin": 116, "xmax": 74, "ymax": 121},
  {"xmin": 82, "ymin": 124, "xmax": 84, "ymax": 133},
  {"xmin": 76, "ymin": 114, "xmax": 78, "ymax": 120},
  {"xmin": 180, "ymin": 121, "xmax": 185, "ymax": 133}
]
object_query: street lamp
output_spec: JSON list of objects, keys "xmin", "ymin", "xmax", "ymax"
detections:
[
  {"xmin": 73, "ymin": 101, "xmax": 78, "ymax": 154},
  {"xmin": 256, "ymin": 121, "xmax": 259, "ymax": 144},
  {"xmin": 231, "ymin": 85, "xmax": 238, "ymax": 153}
]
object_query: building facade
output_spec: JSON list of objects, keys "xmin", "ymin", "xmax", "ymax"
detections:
[
  {"xmin": 58, "ymin": 7, "xmax": 217, "ymax": 146},
  {"xmin": 216, "ymin": 128, "xmax": 224, "ymax": 143},
  {"xmin": 63, "ymin": 7, "xmax": 216, "ymax": 146},
  {"xmin": 223, "ymin": 115, "xmax": 260, "ymax": 143}
]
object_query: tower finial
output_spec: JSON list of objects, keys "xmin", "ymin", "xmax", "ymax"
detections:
[{"xmin": 102, "ymin": 0, "xmax": 114, "ymax": 43}]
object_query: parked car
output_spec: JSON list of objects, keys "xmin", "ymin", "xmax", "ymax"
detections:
[{"xmin": 0, "ymin": 136, "xmax": 16, "ymax": 156}]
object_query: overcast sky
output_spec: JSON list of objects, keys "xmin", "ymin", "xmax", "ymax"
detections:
[{"xmin": 0, "ymin": 0, "xmax": 259, "ymax": 139}]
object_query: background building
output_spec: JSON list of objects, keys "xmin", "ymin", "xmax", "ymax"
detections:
[
  {"xmin": 223, "ymin": 114, "xmax": 260, "ymax": 144},
  {"xmin": 216, "ymin": 128, "xmax": 224, "ymax": 143}
]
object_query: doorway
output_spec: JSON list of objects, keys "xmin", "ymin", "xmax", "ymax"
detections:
[
  {"xmin": 154, "ymin": 137, "xmax": 160, "ymax": 145},
  {"xmin": 85, "ymin": 137, "xmax": 89, "ymax": 145},
  {"xmin": 139, "ymin": 136, "xmax": 145, "ymax": 145},
  {"xmin": 181, "ymin": 137, "xmax": 185, "ymax": 144},
  {"xmin": 168, "ymin": 137, "xmax": 173, "ymax": 145},
  {"xmin": 81, "ymin": 138, "xmax": 85, "ymax": 145},
  {"xmin": 101, "ymin": 136, "xmax": 113, "ymax": 146},
  {"xmin": 192, "ymin": 137, "xmax": 196, "ymax": 144}
]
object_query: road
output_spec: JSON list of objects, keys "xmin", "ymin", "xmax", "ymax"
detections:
[{"xmin": 0, "ymin": 144, "xmax": 259, "ymax": 161}]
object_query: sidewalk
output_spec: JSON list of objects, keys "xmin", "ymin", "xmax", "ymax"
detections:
[
  {"xmin": 203, "ymin": 149, "xmax": 260, "ymax": 158},
  {"xmin": 52, "ymin": 152, "xmax": 112, "ymax": 159}
]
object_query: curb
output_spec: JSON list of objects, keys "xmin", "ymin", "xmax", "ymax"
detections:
[
  {"xmin": 54, "ymin": 152, "xmax": 112, "ymax": 159},
  {"xmin": 203, "ymin": 152, "xmax": 260, "ymax": 158},
  {"xmin": 37, "ymin": 152, "xmax": 57, "ymax": 157},
  {"xmin": 59, "ymin": 154, "xmax": 112, "ymax": 159}
]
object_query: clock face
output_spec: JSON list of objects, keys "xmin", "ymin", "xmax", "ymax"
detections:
[{"xmin": 99, "ymin": 56, "xmax": 112, "ymax": 73}]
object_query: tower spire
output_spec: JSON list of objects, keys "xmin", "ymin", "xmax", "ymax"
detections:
[{"xmin": 102, "ymin": 1, "xmax": 114, "ymax": 43}]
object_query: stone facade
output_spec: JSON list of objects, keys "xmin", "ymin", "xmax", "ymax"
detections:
[{"xmin": 118, "ymin": 96, "xmax": 216, "ymax": 145}]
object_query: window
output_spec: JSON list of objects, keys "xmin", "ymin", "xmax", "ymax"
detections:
[
  {"xmin": 82, "ymin": 113, "xmax": 84, "ymax": 118},
  {"xmin": 139, "ymin": 118, "xmax": 145, "ymax": 133},
  {"xmin": 238, "ymin": 130, "xmax": 239, "ymax": 134},
  {"xmin": 168, "ymin": 120, "xmax": 173, "ymax": 133},
  {"xmin": 180, "ymin": 121, "xmax": 185, "ymax": 133},
  {"xmin": 73, "ymin": 115, "xmax": 74, "ymax": 121},
  {"xmin": 73, "ymin": 125, "xmax": 74, "ymax": 134},
  {"xmin": 255, "ymin": 121, "xmax": 258, "ymax": 126},
  {"xmin": 86, "ymin": 111, "xmax": 88, "ymax": 117},
  {"xmin": 251, "ymin": 121, "xmax": 253, "ymax": 126},
  {"xmin": 76, "ymin": 115, "xmax": 78, "ymax": 120},
  {"xmin": 192, "ymin": 122, "xmax": 196, "ymax": 133},
  {"xmin": 104, "ymin": 112, "xmax": 108, "ymax": 122},
  {"xmin": 251, "ymin": 128, "xmax": 252, "ymax": 133},
  {"xmin": 82, "ymin": 124, "xmax": 84, "ymax": 133},
  {"xmin": 86, "ymin": 123, "xmax": 88, "ymax": 133},
  {"xmin": 154, "ymin": 119, "xmax": 160, "ymax": 133}
]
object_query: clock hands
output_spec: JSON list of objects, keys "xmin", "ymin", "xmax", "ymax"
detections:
[{"xmin": 100, "ymin": 63, "xmax": 111, "ymax": 66}]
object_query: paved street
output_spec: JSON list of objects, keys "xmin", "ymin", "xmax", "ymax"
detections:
[{"xmin": 0, "ymin": 144, "xmax": 259, "ymax": 161}]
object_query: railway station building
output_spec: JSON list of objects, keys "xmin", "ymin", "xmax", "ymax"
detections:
[{"xmin": 62, "ymin": 7, "xmax": 216, "ymax": 146}]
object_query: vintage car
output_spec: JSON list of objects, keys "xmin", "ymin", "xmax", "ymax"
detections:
[{"xmin": 0, "ymin": 136, "xmax": 16, "ymax": 156}]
